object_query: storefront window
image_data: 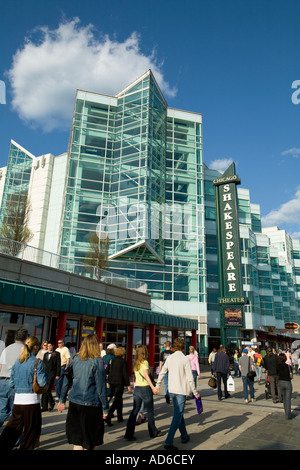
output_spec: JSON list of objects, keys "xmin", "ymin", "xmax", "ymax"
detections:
[
  {"xmin": 103, "ymin": 321, "xmax": 128, "ymax": 348},
  {"xmin": 0, "ymin": 312, "xmax": 23, "ymax": 324},
  {"xmin": 65, "ymin": 320, "xmax": 79, "ymax": 351},
  {"xmin": 133, "ymin": 328, "xmax": 143, "ymax": 347},
  {"xmin": 24, "ymin": 314, "xmax": 44, "ymax": 343}
]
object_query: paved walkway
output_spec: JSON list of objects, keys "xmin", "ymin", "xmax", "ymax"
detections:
[{"xmin": 30, "ymin": 366, "xmax": 300, "ymax": 451}]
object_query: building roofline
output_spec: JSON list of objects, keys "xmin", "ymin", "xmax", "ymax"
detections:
[
  {"xmin": 76, "ymin": 70, "xmax": 169, "ymax": 108},
  {"xmin": 10, "ymin": 140, "xmax": 36, "ymax": 160},
  {"xmin": 115, "ymin": 69, "xmax": 168, "ymax": 107},
  {"xmin": 167, "ymin": 107, "xmax": 202, "ymax": 118}
]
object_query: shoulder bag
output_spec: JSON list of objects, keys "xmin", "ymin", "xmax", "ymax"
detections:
[
  {"xmin": 247, "ymin": 356, "xmax": 256, "ymax": 380},
  {"xmin": 33, "ymin": 359, "xmax": 49, "ymax": 394}
]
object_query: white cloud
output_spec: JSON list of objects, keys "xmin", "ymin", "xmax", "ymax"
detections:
[
  {"xmin": 208, "ymin": 158, "xmax": 234, "ymax": 171},
  {"xmin": 290, "ymin": 231, "xmax": 300, "ymax": 240},
  {"xmin": 281, "ymin": 147, "xmax": 300, "ymax": 158},
  {"xmin": 7, "ymin": 18, "xmax": 176, "ymax": 132},
  {"xmin": 261, "ymin": 187, "xmax": 300, "ymax": 228}
]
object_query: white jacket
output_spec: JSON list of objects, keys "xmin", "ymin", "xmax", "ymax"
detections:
[{"xmin": 156, "ymin": 350, "xmax": 198, "ymax": 396}]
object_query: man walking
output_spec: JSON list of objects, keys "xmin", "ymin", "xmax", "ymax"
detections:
[
  {"xmin": 55, "ymin": 339, "xmax": 70, "ymax": 400},
  {"xmin": 213, "ymin": 346, "xmax": 231, "ymax": 400},
  {"xmin": 41, "ymin": 342, "xmax": 61, "ymax": 411},
  {"xmin": 263, "ymin": 347, "xmax": 282, "ymax": 403},
  {"xmin": 239, "ymin": 348, "xmax": 255, "ymax": 403},
  {"xmin": 0, "ymin": 328, "xmax": 28, "ymax": 426},
  {"xmin": 155, "ymin": 338, "xmax": 200, "ymax": 450},
  {"xmin": 208, "ymin": 347, "xmax": 217, "ymax": 376}
]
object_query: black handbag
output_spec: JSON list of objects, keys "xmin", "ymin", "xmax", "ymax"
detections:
[{"xmin": 247, "ymin": 356, "xmax": 256, "ymax": 380}]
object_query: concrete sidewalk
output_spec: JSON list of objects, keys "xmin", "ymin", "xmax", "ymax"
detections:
[{"xmin": 35, "ymin": 366, "xmax": 300, "ymax": 451}]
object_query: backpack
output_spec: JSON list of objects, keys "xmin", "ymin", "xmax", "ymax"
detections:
[{"xmin": 255, "ymin": 356, "xmax": 262, "ymax": 367}]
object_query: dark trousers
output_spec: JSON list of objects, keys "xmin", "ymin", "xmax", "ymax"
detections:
[
  {"xmin": 216, "ymin": 372, "xmax": 229, "ymax": 399},
  {"xmin": 269, "ymin": 375, "xmax": 282, "ymax": 402},
  {"xmin": 0, "ymin": 404, "xmax": 41, "ymax": 450},
  {"xmin": 41, "ymin": 373, "xmax": 56, "ymax": 410},
  {"xmin": 107, "ymin": 384, "xmax": 124, "ymax": 421}
]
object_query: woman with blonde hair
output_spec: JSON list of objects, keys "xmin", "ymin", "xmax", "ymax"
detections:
[
  {"xmin": 124, "ymin": 345, "xmax": 161, "ymax": 441},
  {"xmin": 57, "ymin": 334, "xmax": 109, "ymax": 450},
  {"xmin": 36, "ymin": 340, "xmax": 48, "ymax": 360},
  {"xmin": 0, "ymin": 336, "xmax": 48, "ymax": 450}
]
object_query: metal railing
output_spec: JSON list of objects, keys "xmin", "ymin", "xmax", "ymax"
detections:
[{"xmin": 0, "ymin": 238, "xmax": 147, "ymax": 293}]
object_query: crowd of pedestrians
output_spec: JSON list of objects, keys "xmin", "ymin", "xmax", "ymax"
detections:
[
  {"xmin": 210, "ymin": 344, "xmax": 296, "ymax": 419},
  {"xmin": 0, "ymin": 328, "xmax": 298, "ymax": 450}
]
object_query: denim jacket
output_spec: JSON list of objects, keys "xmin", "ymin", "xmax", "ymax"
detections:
[
  {"xmin": 10, "ymin": 354, "xmax": 48, "ymax": 393},
  {"xmin": 60, "ymin": 355, "xmax": 109, "ymax": 413}
]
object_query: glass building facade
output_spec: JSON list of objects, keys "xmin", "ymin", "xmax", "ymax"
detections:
[
  {"xmin": 0, "ymin": 141, "xmax": 34, "ymax": 226},
  {"xmin": 59, "ymin": 70, "xmax": 206, "ymax": 322}
]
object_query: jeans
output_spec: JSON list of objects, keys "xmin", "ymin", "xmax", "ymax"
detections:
[
  {"xmin": 278, "ymin": 380, "xmax": 292, "ymax": 418},
  {"xmin": 55, "ymin": 366, "xmax": 65, "ymax": 399},
  {"xmin": 242, "ymin": 376, "xmax": 254, "ymax": 400},
  {"xmin": 254, "ymin": 365, "xmax": 262, "ymax": 381},
  {"xmin": 125, "ymin": 386, "xmax": 158, "ymax": 439},
  {"xmin": 0, "ymin": 378, "xmax": 14, "ymax": 427},
  {"xmin": 165, "ymin": 393, "xmax": 188, "ymax": 446},
  {"xmin": 164, "ymin": 373, "xmax": 169, "ymax": 397},
  {"xmin": 233, "ymin": 362, "xmax": 241, "ymax": 377},
  {"xmin": 189, "ymin": 371, "xmax": 198, "ymax": 398}
]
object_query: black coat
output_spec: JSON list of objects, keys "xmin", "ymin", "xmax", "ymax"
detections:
[
  {"xmin": 263, "ymin": 354, "xmax": 279, "ymax": 376},
  {"xmin": 43, "ymin": 350, "xmax": 61, "ymax": 378},
  {"xmin": 106, "ymin": 356, "xmax": 130, "ymax": 387}
]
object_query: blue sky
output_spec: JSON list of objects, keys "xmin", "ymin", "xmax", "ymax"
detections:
[{"xmin": 1, "ymin": 0, "xmax": 300, "ymax": 237}]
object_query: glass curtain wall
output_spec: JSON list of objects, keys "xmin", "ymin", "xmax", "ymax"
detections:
[
  {"xmin": 109, "ymin": 79, "xmax": 205, "ymax": 303},
  {"xmin": 59, "ymin": 71, "xmax": 205, "ymax": 306},
  {"xmin": 0, "ymin": 141, "xmax": 33, "ymax": 226},
  {"xmin": 60, "ymin": 72, "xmax": 167, "ymax": 268},
  {"xmin": 60, "ymin": 93, "xmax": 116, "ymax": 268},
  {"xmin": 110, "ymin": 71, "xmax": 166, "ymax": 261},
  {"xmin": 164, "ymin": 113, "xmax": 205, "ymax": 302}
]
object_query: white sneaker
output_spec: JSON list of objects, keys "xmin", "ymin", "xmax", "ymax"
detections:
[
  {"xmin": 251, "ymin": 398, "xmax": 256, "ymax": 402},
  {"xmin": 244, "ymin": 399, "xmax": 249, "ymax": 403}
]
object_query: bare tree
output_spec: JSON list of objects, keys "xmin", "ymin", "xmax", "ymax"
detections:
[
  {"xmin": 84, "ymin": 232, "xmax": 109, "ymax": 280},
  {"xmin": 0, "ymin": 192, "xmax": 33, "ymax": 255}
]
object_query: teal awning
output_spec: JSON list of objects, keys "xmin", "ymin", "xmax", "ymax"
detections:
[{"xmin": 0, "ymin": 279, "xmax": 197, "ymax": 330}]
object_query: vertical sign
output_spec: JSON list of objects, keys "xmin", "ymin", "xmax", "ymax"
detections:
[{"xmin": 213, "ymin": 163, "xmax": 244, "ymax": 333}]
